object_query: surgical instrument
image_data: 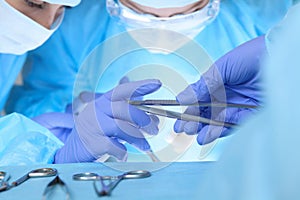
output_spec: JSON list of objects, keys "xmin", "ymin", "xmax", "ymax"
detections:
[
  {"xmin": 73, "ymin": 170, "xmax": 151, "ymax": 196},
  {"xmin": 11, "ymin": 168, "xmax": 57, "ymax": 187},
  {"xmin": 129, "ymin": 99, "xmax": 258, "ymax": 127},
  {"xmin": 0, "ymin": 171, "xmax": 10, "ymax": 192},
  {"xmin": 42, "ymin": 176, "xmax": 70, "ymax": 200},
  {"xmin": 146, "ymin": 150, "xmax": 160, "ymax": 162},
  {"xmin": 0, "ymin": 168, "xmax": 57, "ymax": 192}
]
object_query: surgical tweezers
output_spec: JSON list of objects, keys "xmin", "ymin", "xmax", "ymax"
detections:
[{"xmin": 129, "ymin": 100, "xmax": 258, "ymax": 128}]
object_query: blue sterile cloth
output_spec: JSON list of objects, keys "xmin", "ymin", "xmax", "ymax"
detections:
[
  {"xmin": 0, "ymin": 113, "xmax": 63, "ymax": 166},
  {"xmin": 0, "ymin": 162, "xmax": 214, "ymax": 200}
]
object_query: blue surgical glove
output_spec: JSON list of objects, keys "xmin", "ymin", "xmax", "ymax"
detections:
[
  {"xmin": 54, "ymin": 79, "xmax": 161, "ymax": 163},
  {"xmin": 174, "ymin": 36, "xmax": 267, "ymax": 145},
  {"xmin": 32, "ymin": 112, "xmax": 73, "ymax": 143}
]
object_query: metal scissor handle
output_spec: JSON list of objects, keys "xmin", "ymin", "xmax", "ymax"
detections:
[
  {"xmin": 73, "ymin": 172, "xmax": 101, "ymax": 181},
  {"xmin": 94, "ymin": 170, "xmax": 151, "ymax": 196},
  {"xmin": 0, "ymin": 171, "xmax": 10, "ymax": 192},
  {"xmin": 28, "ymin": 168, "xmax": 58, "ymax": 177},
  {"xmin": 12, "ymin": 168, "xmax": 57, "ymax": 187}
]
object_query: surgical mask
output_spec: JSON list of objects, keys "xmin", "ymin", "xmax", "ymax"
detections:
[
  {"xmin": 0, "ymin": 0, "xmax": 66, "ymax": 55},
  {"xmin": 44, "ymin": 0, "xmax": 81, "ymax": 7},
  {"xmin": 106, "ymin": 0, "xmax": 220, "ymax": 53}
]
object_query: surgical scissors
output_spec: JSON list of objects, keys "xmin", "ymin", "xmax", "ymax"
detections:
[
  {"xmin": 11, "ymin": 168, "xmax": 57, "ymax": 187},
  {"xmin": 0, "ymin": 168, "xmax": 57, "ymax": 192},
  {"xmin": 0, "ymin": 171, "xmax": 10, "ymax": 192},
  {"xmin": 73, "ymin": 170, "xmax": 151, "ymax": 196},
  {"xmin": 129, "ymin": 99, "xmax": 258, "ymax": 127}
]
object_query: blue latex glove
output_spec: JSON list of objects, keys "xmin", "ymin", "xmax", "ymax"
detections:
[
  {"xmin": 53, "ymin": 79, "xmax": 161, "ymax": 163},
  {"xmin": 174, "ymin": 36, "xmax": 267, "ymax": 145},
  {"xmin": 32, "ymin": 112, "xmax": 74, "ymax": 143},
  {"xmin": 65, "ymin": 76, "xmax": 130, "ymax": 114}
]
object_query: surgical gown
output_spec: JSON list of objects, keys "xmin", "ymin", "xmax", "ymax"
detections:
[
  {"xmin": 3, "ymin": 0, "xmax": 298, "ymax": 162},
  {"xmin": 0, "ymin": 54, "xmax": 63, "ymax": 165},
  {"xmin": 194, "ymin": 3, "xmax": 300, "ymax": 199},
  {"xmin": 6, "ymin": 0, "xmax": 295, "ymax": 116}
]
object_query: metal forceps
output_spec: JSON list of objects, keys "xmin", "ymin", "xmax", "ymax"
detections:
[
  {"xmin": 73, "ymin": 170, "xmax": 151, "ymax": 196},
  {"xmin": 0, "ymin": 171, "xmax": 10, "ymax": 192},
  {"xmin": 129, "ymin": 100, "xmax": 258, "ymax": 128}
]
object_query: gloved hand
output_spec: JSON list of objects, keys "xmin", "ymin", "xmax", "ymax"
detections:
[
  {"xmin": 174, "ymin": 36, "xmax": 267, "ymax": 145},
  {"xmin": 65, "ymin": 76, "xmax": 130, "ymax": 114},
  {"xmin": 32, "ymin": 112, "xmax": 74, "ymax": 143},
  {"xmin": 54, "ymin": 79, "xmax": 161, "ymax": 163}
]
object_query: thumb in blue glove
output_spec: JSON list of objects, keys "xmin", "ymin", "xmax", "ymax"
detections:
[
  {"xmin": 55, "ymin": 79, "xmax": 162, "ymax": 163},
  {"xmin": 174, "ymin": 36, "xmax": 267, "ymax": 145}
]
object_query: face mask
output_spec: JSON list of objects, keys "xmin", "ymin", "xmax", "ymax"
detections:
[
  {"xmin": 106, "ymin": 0, "xmax": 220, "ymax": 53},
  {"xmin": 0, "ymin": 0, "xmax": 64, "ymax": 55},
  {"xmin": 44, "ymin": 0, "xmax": 81, "ymax": 7}
]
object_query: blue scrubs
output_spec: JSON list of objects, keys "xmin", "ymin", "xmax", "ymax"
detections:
[
  {"xmin": 2, "ymin": 0, "xmax": 297, "ymax": 162},
  {"xmin": 6, "ymin": 0, "xmax": 295, "ymax": 116},
  {"xmin": 0, "ymin": 54, "xmax": 26, "ymax": 111},
  {"xmin": 0, "ymin": 54, "xmax": 63, "ymax": 165},
  {"xmin": 196, "ymin": 4, "xmax": 300, "ymax": 198}
]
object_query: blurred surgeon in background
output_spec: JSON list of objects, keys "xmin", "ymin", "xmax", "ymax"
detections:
[
  {"xmin": 3, "ymin": 0, "xmax": 298, "ymax": 163},
  {"xmin": 0, "ymin": 0, "xmax": 81, "ymax": 109},
  {"xmin": 0, "ymin": 0, "xmax": 80, "ymax": 165}
]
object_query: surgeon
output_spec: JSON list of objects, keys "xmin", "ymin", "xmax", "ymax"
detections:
[
  {"xmin": 0, "ymin": 0, "xmax": 81, "ymax": 165},
  {"xmin": 0, "ymin": 0, "xmax": 82, "ymax": 110},
  {"xmin": 4, "ymin": 0, "xmax": 297, "ymax": 162},
  {"xmin": 7, "ymin": 0, "xmax": 296, "ymax": 116},
  {"xmin": 194, "ymin": 3, "xmax": 300, "ymax": 199},
  {"xmin": 0, "ymin": 0, "xmax": 161, "ymax": 165}
]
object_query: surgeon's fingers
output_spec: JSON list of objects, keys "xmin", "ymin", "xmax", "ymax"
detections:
[
  {"xmin": 79, "ymin": 91, "xmax": 103, "ymax": 103},
  {"xmin": 174, "ymin": 106, "xmax": 208, "ymax": 133},
  {"xmin": 106, "ymin": 138, "xmax": 128, "ymax": 161},
  {"xmin": 195, "ymin": 108, "xmax": 236, "ymax": 145},
  {"xmin": 176, "ymin": 64, "xmax": 224, "ymax": 104},
  {"xmin": 141, "ymin": 115, "xmax": 160, "ymax": 135},
  {"xmin": 118, "ymin": 76, "xmax": 130, "ymax": 84},
  {"xmin": 196, "ymin": 108, "xmax": 255, "ymax": 145},
  {"xmin": 32, "ymin": 112, "xmax": 74, "ymax": 129},
  {"xmin": 105, "ymin": 79, "xmax": 162, "ymax": 101},
  {"xmin": 196, "ymin": 125, "xmax": 231, "ymax": 145},
  {"xmin": 87, "ymin": 135, "xmax": 128, "ymax": 162},
  {"xmin": 176, "ymin": 77, "xmax": 211, "ymax": 104},
  {"xmin": 102, "ymin": 100, "xmax": 154, "ymax": 127},
  {"xmin": 98, "ymin": 115, "xmax": 151, "ymax": 151},
  {"xmin": 213, "ymin": 107, "xmax": 255, "ymax": 125}
]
